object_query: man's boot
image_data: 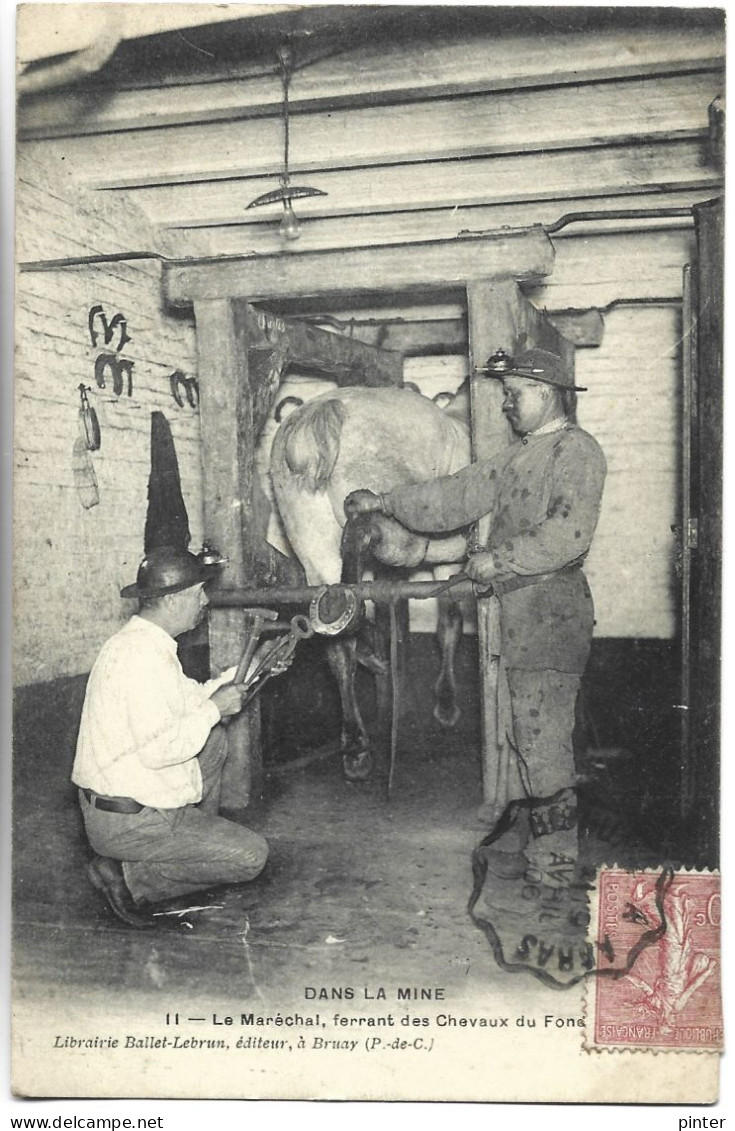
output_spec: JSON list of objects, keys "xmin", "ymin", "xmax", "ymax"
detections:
[{"xmin": 88, "ymin": 854, "xmax": 155, "ymax": 929}]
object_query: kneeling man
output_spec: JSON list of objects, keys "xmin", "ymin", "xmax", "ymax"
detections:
[{"xmin": 73, "ymin": 546, "xmax": 283, "ymax": 928}]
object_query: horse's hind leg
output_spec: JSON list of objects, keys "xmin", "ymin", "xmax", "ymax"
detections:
[
  {"xmin": 434, "ymin": 595, "xmax": 462, "ymax": 729},
  {"xmin": 326, "ymin": 637, "xmax": 372, "ymax": 782}
]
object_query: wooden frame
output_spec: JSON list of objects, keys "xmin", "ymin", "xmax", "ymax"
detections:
[{"xmin": 171, "ymin": 230, "xmax": 558, "ymax": 807}]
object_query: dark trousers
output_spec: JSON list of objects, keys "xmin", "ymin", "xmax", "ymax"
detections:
[
  {"xmin": 506, "ymin": 668, "xmax": 580, "ymax": 799},
  {"xmin": 506, "ymin": 668, "xmax": 581, "ymax": 867},
  {"xmin": 79, "ymin": 728, "xmax": 268, "ymax": 905}
]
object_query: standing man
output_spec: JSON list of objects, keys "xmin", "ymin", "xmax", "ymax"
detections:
[
  {"xmin": 346, "ymin": 349, "xmax": 606, "ymax": 881},
  {"xmin": 73, "ymin": 546, "xmax": 284, "ymax": 928}
]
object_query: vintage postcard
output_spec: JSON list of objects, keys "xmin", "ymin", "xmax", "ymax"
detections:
[{"xmin": 12, "ymin": 3, "xmax": 725, "ymax": 1103}]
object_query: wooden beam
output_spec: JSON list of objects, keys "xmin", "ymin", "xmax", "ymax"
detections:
[
  {"xmin": 164, "ymin": 229, "xmax": 555, "ymax": 307},
  {"xmin": 314, "ymin": 317, "xmax": 468, "ymax": 356},
  {"xmin": 22, "ymin": 71, "xmax": 723, "ymax": 189},
  {"xmin": 194, "ymin": 297, "xmax": 261, "ymax": 806},
  {"xmin": 121, "ymin": 139, "xmax": 717, "ymax": 229},
  {"xmin": 17, "ymin": 26, "xmax": 724, "ymax": 139},
  {"xmin": 466, "ymin": 280, "xmax": 512, "ymax": 821},
  {"xmin": 299, "ymin": 309, "xmax": 606, "ymax": 353},
  {"xmin": 243, "ymin": 306, "xmax": 402, "ymax": 389}
]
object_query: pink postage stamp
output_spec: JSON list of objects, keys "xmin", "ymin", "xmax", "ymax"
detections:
[{"xmin": 586, "ymin": 867, "xmax": 723, "ymax": 1052}]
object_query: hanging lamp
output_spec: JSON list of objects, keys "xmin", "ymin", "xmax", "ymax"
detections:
[{"xmin": 247, "ymin": 45, "xmax": 327, "ymax": 241}]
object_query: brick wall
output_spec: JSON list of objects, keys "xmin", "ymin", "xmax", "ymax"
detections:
[{"xmin": 14, "ymin": 153, "xmax": 206, "ymax": 686}]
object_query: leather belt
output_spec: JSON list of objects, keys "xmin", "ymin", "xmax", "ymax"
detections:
[
  {"xmin": 81, "ymin": 788, "xmax": 144, "ymax": 814},
  {"xmin": 492, "ymin": 563, "xmax": 582, "ymax": 597}
]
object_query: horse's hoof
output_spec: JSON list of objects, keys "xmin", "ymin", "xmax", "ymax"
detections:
[
  {"xmin": 432, "ymin": 702, "xmax": 461, "ymax": 729},
  {"xmin": 342, "ymin": 750, "xmax": 372, "ymax": 782}
]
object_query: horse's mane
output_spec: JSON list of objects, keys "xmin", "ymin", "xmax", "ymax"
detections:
[{"xmin": 279, "ymin": 396, "xmax": 347, "ymax": 493}]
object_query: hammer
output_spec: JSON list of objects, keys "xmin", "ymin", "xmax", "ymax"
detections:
[{"xmin": 233, "ymin": 607, "xmax": 279, "ymax": 687}]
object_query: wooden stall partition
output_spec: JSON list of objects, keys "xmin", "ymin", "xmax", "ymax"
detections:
[
  {"xmin": 467, "ymin": 278, "xmax": 575, "ymax": 822},
  {"xmin": 193, "ymin": 298, "xmax": 404, "ymax": 805},
  {"xmin": 193, "ymin": 297, "xmax": 263, "ymax": 807},
  {"xmin": 175, "ymin": 233, "xmax": 554, "ymax": 808}
]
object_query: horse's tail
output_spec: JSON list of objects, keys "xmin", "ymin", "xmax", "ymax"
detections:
[
  {"xmin": 278, "ymin": 395, "xmax": 346, "ymax": 493},
  {"xmin": 278, "ymin": 397, "xmax": 346, "ymax": 493}
]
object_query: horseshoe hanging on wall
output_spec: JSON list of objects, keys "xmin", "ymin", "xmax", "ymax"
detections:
[{"xmin": 169, "ymin": 370, "xmax": 199, "ymax": 408}]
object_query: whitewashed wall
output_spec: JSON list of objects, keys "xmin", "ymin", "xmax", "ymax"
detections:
[
  {"xmin": 578, "ymin": 306, "xmax": 681, "ymax": 639},
  {"xmin": 14, "ymin": 154, "xmax": 204, "ymax": 686}
]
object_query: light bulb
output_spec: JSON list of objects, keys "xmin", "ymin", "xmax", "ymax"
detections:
[{"xmin": 279, "ymin": 199, "xmax": 301, "ymax": 241}]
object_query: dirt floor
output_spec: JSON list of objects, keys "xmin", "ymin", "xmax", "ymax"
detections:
[
  {"xmin": 13, "ymin": 634, "xmax": 521, "ymax": 1011},
  {"xmin": 11, "ymin": 629, "xmax": 701, "ymax": 1018},
  {"xmin": 11, "ymin": 631, "xmax": 723, "ymax": 1102}
]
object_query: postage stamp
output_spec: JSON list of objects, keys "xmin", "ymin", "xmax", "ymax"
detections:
[{"xmin": 585, "ymin": 867, "xmax": 723, "ymax": 1052}]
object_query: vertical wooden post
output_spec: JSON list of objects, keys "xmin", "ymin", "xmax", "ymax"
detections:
[
  {"xmin": 467, "ymin": 281, "xmax": 513, "ymax": 821},
  {"xmin": 466, "ymin": 277, "xmax": 573, "ymax": 820},
  {"xmin": 688, "ymin": 198, "xmax": 723, "ymax": 857},
  {"xmin": 194, "ymin": 298, "xmax": 261, "ymax": 808},
  {"xmin": 679, "ymin": 264, "xmax": 695, "ymax": 817}
]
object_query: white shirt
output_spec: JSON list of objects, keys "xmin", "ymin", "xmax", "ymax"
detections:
[{"xmin": 72, "ymin": 616, "xmax": 236, "ymax": 808}]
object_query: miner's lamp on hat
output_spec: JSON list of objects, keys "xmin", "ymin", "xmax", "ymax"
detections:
[{"xmin": 120, "ymin": 546, "xmax": 208, "ymax": 599}]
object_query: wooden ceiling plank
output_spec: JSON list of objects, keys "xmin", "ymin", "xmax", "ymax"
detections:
[
  {"xmin": 18, "ymin": 24, "xmax": 724, "ymax": 138},
  {"xmin": 22, "ymin": 71, "xmax": 722, "ymax": 189},
  {"xmin": 163, "ymin": 188, "xmax": 713, "ymax": 258},
  {"xmin": 119, "ymin": 140, "xmax": 720, "ymax": 229},
  {"xmin": 163, "ymin": 229, "xmax": 555, "ymax": 306}
]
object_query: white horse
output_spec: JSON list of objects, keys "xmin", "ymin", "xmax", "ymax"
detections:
[{"xmin": 270, "ymin": 383, "xmax": 471, "ymax": 780}]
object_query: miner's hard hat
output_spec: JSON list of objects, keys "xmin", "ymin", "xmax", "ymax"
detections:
[{"xmin": 120, "ymin": 546, "xmax": 207, "ymax": 599}]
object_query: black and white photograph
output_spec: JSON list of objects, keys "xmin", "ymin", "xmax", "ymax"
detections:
[{"xmin": 10, "ymin": 2, "xmax": 726, "ymax": 1103}]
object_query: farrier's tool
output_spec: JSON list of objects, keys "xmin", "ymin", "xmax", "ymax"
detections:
[
  {"xmin": 234, "ymin": 607, "xmax": 279, "ymax": 685},
  {"xmin": 239, "ymin": 613, "xmax": 314, "ymax": 707},
  {"xmin": 221, "ymin": 608, "xmax": 278, "ymax": 725}
]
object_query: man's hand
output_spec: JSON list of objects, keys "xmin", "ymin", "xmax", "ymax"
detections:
[
  {"xmin": 465, "ymin": 551, "xmax": 500, "ymax": 586},
  {"xmin": 210, "ymin": 682, "xmax": 245, "ymax": 718},
  {"xmin": 344, "ymin": 489, "xmax": 384, "ymax": 520}
]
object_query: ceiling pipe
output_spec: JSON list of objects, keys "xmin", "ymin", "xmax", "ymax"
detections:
[
  {"xmin": 18, "ymin": 201, "xmax": 715, "ymax": 273},
  {"xmin": 544, "ymin": 205, "xmax": 695, "ymax": 234}
]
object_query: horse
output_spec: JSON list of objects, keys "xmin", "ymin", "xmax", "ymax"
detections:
[{"xmin": 269, "ymin": 382, "xmax": 472, "ymax": 781}]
